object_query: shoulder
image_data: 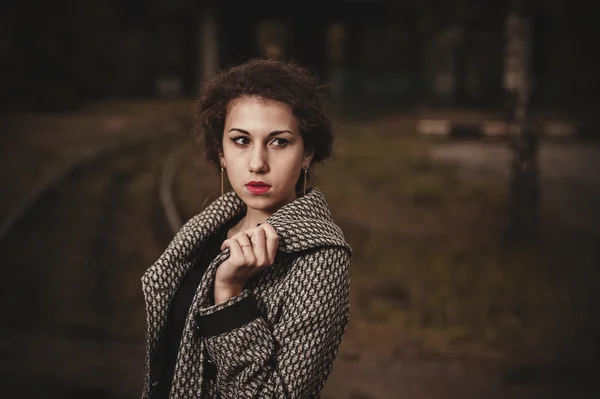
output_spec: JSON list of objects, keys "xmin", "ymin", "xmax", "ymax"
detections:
[
  {"xmin": 286, "ymin": 244, "xmax": 351, "ymax": 274},
  {"xmin": 277, "ymin": 246, "xmax": 350, "ymax": 298}
]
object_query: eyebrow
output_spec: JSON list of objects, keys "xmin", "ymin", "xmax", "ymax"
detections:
[{"xmin": 228, "ymin": 128, "xmax": 294, "ymax": 136}]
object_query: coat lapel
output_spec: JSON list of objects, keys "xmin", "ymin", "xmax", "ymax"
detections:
[{"xmin": 141, "ymin": 191, "xmax": 245, "ymax": 369}]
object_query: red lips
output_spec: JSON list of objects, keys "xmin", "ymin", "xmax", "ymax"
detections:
[
  {"xmin": 246, "ymin": 181, "xmax": 271, "ymax": 195},
  {"xmin": 247, "ymin": 181, "xmax": 270, "ymax": 186}
]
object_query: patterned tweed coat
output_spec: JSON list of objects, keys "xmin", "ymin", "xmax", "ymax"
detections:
[{"xmin": 141, "ymin": 187, "xmax": 352, "ymax": 398}]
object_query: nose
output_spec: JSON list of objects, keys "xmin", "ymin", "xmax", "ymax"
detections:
[{"xmin": 248, "ymin": 145, "xmax": 268, "ymax": 174}]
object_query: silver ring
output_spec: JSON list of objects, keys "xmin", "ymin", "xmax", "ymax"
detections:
[{"xmin": 241, "ymin": 244, "xmax": 253, "ymax": 248}]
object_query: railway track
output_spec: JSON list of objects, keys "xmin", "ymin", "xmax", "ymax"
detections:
[{"xmin": 0, "ymin": 134, "xmax": 203, "ymax": 398}]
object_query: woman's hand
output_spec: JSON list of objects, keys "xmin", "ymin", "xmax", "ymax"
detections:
[{"xmin": 214, "ymin": 223, "xmax": 279, "ymax": 304}]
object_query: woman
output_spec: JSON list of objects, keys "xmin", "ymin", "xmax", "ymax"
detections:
[{"xmin": 141, "ymin": 58, "xmax": 352, "ymax": 398}]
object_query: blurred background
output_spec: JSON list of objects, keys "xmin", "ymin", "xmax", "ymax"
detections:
[{"xmin": 1, "ymin": 0, "xmax": 599, "ymax": 398}]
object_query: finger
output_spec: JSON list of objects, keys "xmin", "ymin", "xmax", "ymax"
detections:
[
  {"xmin": 260, "ymin": 223, "xmax": 279, "ymax": 263},
  {"xmin": 222, "ymin": 238, "xmax": 244, "ymax": 261},
  {"xmin": 247, "ymin": 227, "xmax": 267, "ymax": 266},
  {"xmin": 233, "ymin": 232, "xmax": 256, "ymax": 264}
]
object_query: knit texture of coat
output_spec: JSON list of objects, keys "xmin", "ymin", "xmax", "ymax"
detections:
[{"xmin": 141, "ymin": 187, "xmax": 352, "ymax": 398}]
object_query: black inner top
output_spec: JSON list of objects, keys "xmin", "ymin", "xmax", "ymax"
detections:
[{"xmin": 154, "ymin": 213, "xmax": 243, "ymax": 398}]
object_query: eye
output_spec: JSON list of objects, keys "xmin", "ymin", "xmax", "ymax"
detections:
[
  {"xmin": 231, "ymin": 136, "xmax": 250, "ymax": 146},
  {"xmin": 270, "ymin": 138, "xmax": 290, "ymax": 147}
]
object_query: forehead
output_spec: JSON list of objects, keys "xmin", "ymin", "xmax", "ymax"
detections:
[{"xmin": 225, "ymin": 97, "xmax": 297, "ymax": 132}]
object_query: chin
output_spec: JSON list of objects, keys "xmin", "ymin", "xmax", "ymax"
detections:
[
  {"xmin": 236, "ymin": 189, "xmax": 272, "ymax": 204},
  {"xmin": 239, "ymin": 189, "xmax": 292, "ymax": 210}
]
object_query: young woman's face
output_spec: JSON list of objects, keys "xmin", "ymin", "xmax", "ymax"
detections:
[{"xmin": 220, "ymin": 96, "xmax": 313, "ymax": 213}]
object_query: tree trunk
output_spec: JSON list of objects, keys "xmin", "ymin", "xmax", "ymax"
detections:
[
  {"xmin": 198, "ymin": 0, "xmax": 219, "ymax": 84},
  {"xmin": 504, "ymin": 3, "xmax": 540, "ymax": 246}
]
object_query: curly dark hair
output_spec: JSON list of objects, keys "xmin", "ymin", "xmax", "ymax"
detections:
[{"xmin": 192, "ymin": 57, "xmax": 334, "ymax": 194}]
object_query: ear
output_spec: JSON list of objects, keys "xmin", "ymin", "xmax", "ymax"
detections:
[
  {"xmin": 302, "ymin": 150, "xmax": 314, "ymax": 168},
  {"xmin": 218, "ymin": 149, "xmax": 226, "ymax": 168}
]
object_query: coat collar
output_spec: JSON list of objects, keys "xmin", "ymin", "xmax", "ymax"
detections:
[
  {"xmin": 260, "ymin": 187, "xmax": 351, "ymax": 255},
  {"xmin": 143, "ymin": 187, "xmax": 351, "ymax": 291}
]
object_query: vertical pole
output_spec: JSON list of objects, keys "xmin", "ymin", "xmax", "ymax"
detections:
[
  {"xmin": 199, "ymin": 0, "xmax": 219, "ymax": 84},
  {"xmin": 504, "ymin": 2, "xmax": 540, "ymax": 246}
]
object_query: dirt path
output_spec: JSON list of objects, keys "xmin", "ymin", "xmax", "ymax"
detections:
[
  {"xmin": 428, "ymin": 140, "xmax": 600, "ymax": 232},
  {"xmin": 324, "ymin": 351, "xmax": 600, "ymax": 399}
]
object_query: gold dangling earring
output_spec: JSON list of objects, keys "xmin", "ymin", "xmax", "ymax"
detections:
[
  {"xmin": 220, "ymin": 165, "xmax": 225, "ymax": 197},
  {"xmin": 303, "ymin": 166, "xmax": 308, "ymax": 196}
]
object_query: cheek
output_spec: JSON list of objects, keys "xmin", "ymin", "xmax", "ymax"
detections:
[
  {"xmin": 276, "ymin": 155, "xmax": 303, "ymax": 180},
  {"xmin": 222, "ymin": 150, "xmax": 242, "ymax": 178},
  {"xmin": 222, "ymin": 141, "xmax": 239, "ymax": 164}
]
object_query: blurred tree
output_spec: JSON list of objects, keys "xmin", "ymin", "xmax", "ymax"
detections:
[
  {"xmin": 198, "ymin": 0, "xmax": 218, "ymax": 83},
  {"xmin": 503, "ymin": 0, "xmax": 540, "ymax": 246}
]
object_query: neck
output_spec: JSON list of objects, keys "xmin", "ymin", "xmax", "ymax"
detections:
[
  {"xmin": 237, "ymin": 207, "xmax": 272, "ymax": 231},
  {"xmin": 231, "ymin": 191, "xmax": 299, "ymax": 236}
]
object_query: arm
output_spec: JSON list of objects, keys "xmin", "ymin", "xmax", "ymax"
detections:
[{"xmin": 195, "ymin": 246, "xmax": 351, "ymax": 398}]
